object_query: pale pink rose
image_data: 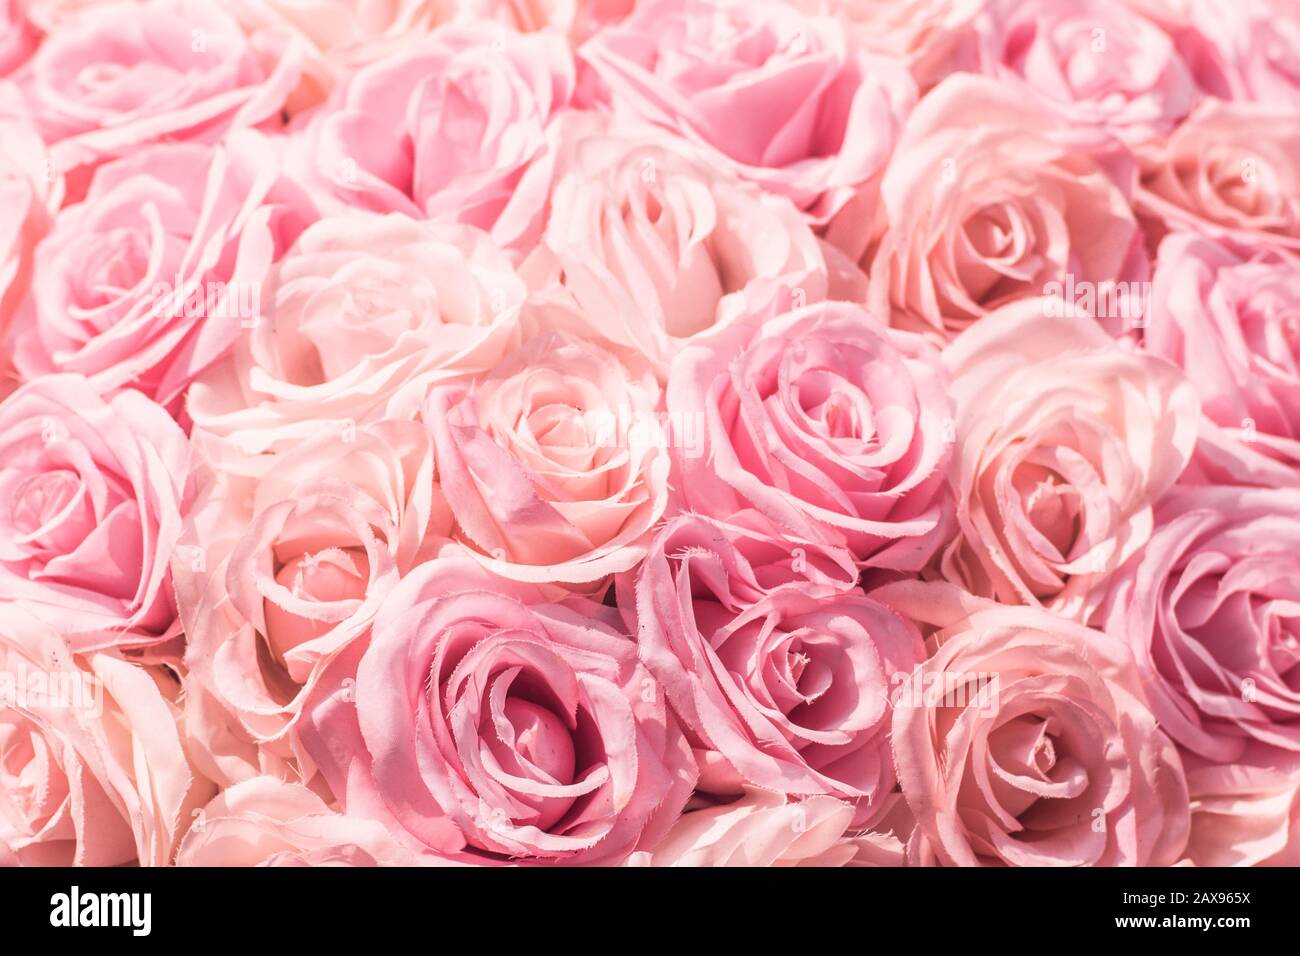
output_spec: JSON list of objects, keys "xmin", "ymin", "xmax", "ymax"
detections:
[
  {"xmin": 297, "ymin": 555, "xmax": 698, "ymax": 864},
  {"xmin": 294, "ymin": 24, "xmax": 573, "ymax": 254},
  {"xmin": 7, "ymin": 132, "xmax": 313, "ymax": 409},
  {"xmin": 0, "ymin": 115, "xmax": 61, "ymax": 341},
  {"xmin": 0, "ymin": 375, "xmax": 191, "ymax": 652},
  {"xmin": 668, "ymin": 301, "xmax": 955, "ymax": 571},
  {"xmin": 1186, "ymin": 767, "xmax": 1300, "ymax": 866},
  {"xmin": 187, "ymin": 213, "xmax": 523, "ymax": 462},
  {"xmin": 525, "ymin": 125, "xmax": 832, "ymax": 376},
  {"xmin": 177, "ymin": 681, "xmax": 300, "ymax": 792},
  {"xmin": 0, "ymin": 0, "xmax": 39, "ymax": 76},
  {"xmin": 876, "ymin": 580, "xmax": 1191, "ymax": 866},
  {"xmin": 1137, "ymin": 98, "xmax": 1300, "ymax": 254},
  {"xmin": 792, "ymin": 0, "xmax": 986, "ymax": 91},
  {"xmin": 866, "ymin": 74, "xmax": 1148, "ymax": 340},
  {"xmin": 580, "ymin": 0, "xmax": 916, "ymax": 229},
  {"xmin": 177, "ymin": 776, "xmax": 418, "ymax": 866},
  {"xmin": 227, "ymin": 0, "xmax": 455, "ymax": 116},
  {"xmin": 6, "ymin": 0, "xmax": 301, "ymax": 179},
  {"xmin": 1169, "ymin": 0, "xmax": 1300, "ymax": 111},
  {"xmin": 461, "ymin": 0, "xmax": 633, "ymax": 42},
  {"xmin": 628, "ymin": 525, "xmax": 926, "ymax": 823},
  {"xmin": 1101, "ymin": 486, "xmax": 1300, "ymax": 776},
  {"xmin": 22, "ymin": 0, "xmax": 142, "ymax": 31},
  {"xmin": 973, "ymin": 0, "xmax": 1198, "ymax": 145},
  {"xmin": 939, "ymin": 298, "xmax": 1199, "ymax": 620},
  {"xmin": 625, "ymin": 788, "xmax": 860, "ymax": 867},
  {"xmin": 1143, "ymin": 234, "xmax": 1300, "ymax": 486},
  {"xmin": 425, "ymin": 329, "xmax": 668, "ymax": 585},
  {"xmin": 0, "ymin": 608, "xmax": 209, "ymax": 866},
  {"xmin": 177, "ymin": 419, "xmax": 450, "ymax": 765}
]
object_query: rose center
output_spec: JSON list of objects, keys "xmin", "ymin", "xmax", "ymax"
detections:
[{"xmin": 262, "ymin": 547, "xmax": 371, "ymax": 666}]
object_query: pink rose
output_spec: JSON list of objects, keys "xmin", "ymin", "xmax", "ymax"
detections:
[
  {"xmin": 939, "ymin": 298, "xmax": 1199, "ymax": 620},
  {"xmin": 580, "ymin": 0, "xmax": 916, "ymax": 228},
  {"xmin": 229, "ymin": 0, "xmax": 453, "ymax": 113},
  {"xmin": 626, "ymin": 788, "xmax": 861, "ymax": 867},
  {"xmin": 614, "ymin": 511, "xmax": 861, "ymax": 624},
  {"xmin": 0, "ymin": 609, "xmax": 208, "ymax": 866},
  {"xmin": 463, "ymin": 0, "xmax": 633, "ymax": 42},
  {"xmin": 973, "ymin": 0, "xmax": 1197, "ymax": 145},
  {"xmin": 0, "ymin": 115, "xmax": 61, "ymax": 340},
  {"xmin": 22, "ymin": 0, "xmax": 142, "ymax": 31},
  {"xmin": 178, "ymin": 419, "xmax": 450, "ymax": 764},
  {"xmin": 7, "ymin": 0, "xmax": 301, "ymax": 179},
  {"xmin": 177, "ymin": 776, "xmax": 417, "ymax": 866},
  {"xmin": 877, "ymin": 580, "xmax": 1191, "ymax": 866},
  {"xmin": 792, "ymin": 0, "xmax": 986, "ymax": 92},
  {"xmin": 1101, "ymin": 486, "xmax": 1300, "ymax": 774},
  {"xmin": 1186, "ymin": 768, "xmax": 1300, "ymax": 866},
  {"xmin": 1137, "ymin": 98, "xmax": 1300, "ymax": 254},
  {"xmin": 294, "ymin": 24, "xmax": 573, "ymax": 254},
  {"xmin": 866, "ymin": 74, "xmax": 1148, "ymax": 339},
  {"xmin": 0, "ymin": 375, "xmax": 191, "ymax": 651},
  {"xmin": 1144, "ymin": 234, "xmax": 1300, "ymax": 486},
  {"xmin": 0, "ymin": 0, "xmax": 39, "ymax": 76},
  {"xmin": 526, "ymin": 125, "xmax": 832, "ymax": 375},
  {"xmin": 7, "ymin": 132, "xmax": 313, "ymax": 409},
  {"xmin": 297, "ymin": 555, "xmax": 697, "ymax": 864},
  {"xmin": 668, "ymin": 301, "xmax": 955, "ymax": 571},
  {"xmin": 187, "ymin": 213, "xmax": 523, "ymax": 461},
  {"xmin": 1172, "ymin": 0, "xmax": 1300, "ymax": 111},
  {"xmin": 425, "ymin": 329, "xmax": 668, "ymax": 585},
  {"xmin": 628, "ymin": 532, "xmax": 925, "ymax": 823}
]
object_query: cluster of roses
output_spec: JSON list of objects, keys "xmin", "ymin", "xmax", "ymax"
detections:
[{"xmin": 0, "ymin": 0, "xmax": 1297, "ymax": 868}]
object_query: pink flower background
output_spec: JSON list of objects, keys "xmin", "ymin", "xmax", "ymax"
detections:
[{"xmin": 1, "ymin": 0, "xmax": 1298, "ymax": 868}]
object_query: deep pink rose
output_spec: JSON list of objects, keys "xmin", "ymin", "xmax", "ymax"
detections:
[
  {"xmin": 939, "ymin": 298, "xmax": 1199, "ymax": 620},
  {"xmin": 580, "ymin": 0, "xmax": 916, "ymax": 229},
  {"xmin": 8, "ymin": 132, "xmax": 313, "ymax": 409},
  {"xmin": 425, "ymin": 330, "xmax": 668, "ymax": 585},
  {"xmin": 0, "ymin": 609, "xmax": 209, "ymax": 866},
  {"xmin": 668, "ymin": 301, "xmax": 955, "ymax": 571},
  {"xmin": 294, "ymin": 23, "xmax": 574, "ymax": 254},
  {"xmin": 877, "ymin": 580, "xmax": 1190, "ymax": 866},
  {"xmin": 1101, "ymin": 486, "xmax": 1300, "ymax": 776},
  {"xmin": 628, "ymin": 524, "xmax": 925, "ymax": 823},
  {"xmin": 0, "ymin": 0, "xmax": 39, "ymax": 76},
  {"xmin": 1169, "ymin": 0, "xmax": 1300, "ymax": 111},
  {"xmin": 178, "ymin": 419, "xmax": 450, "ymax": 767},
  {"xmin": 973, "ymin": 0, "xmax": 1197, "ymax": 145},
  {"xmin": 0, "ymin": 375, "xmax": 190, "ymax": 651},
  {"xmin": 7, "ymin": 0, "xmax": 301, "ymax": 179},
  {"xmin": 177, "ymin": 776, "xmax": 418, "ymax": 866},
  {"xmin": 1144, "ymin": 233, "xmax": 1300, "ymax": 486},
  {"xmin": 614, "ymin": 510, "xmax": 860, "ymax": 624},
  {"xmin": 866, "ymin": 74, "xmax": 1148, "ymax": 339},
  {"xmin": 1137, "ymin": 98, "xmax": 1300, "ymax": 254},
  {"xmin": 298, "ymin": 555, "xmax": 697, "ymax": 863}
]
